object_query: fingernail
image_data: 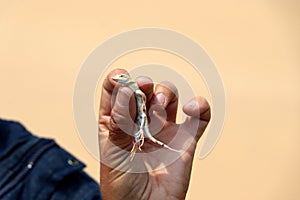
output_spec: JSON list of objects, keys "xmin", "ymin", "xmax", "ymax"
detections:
[
  {"xmin": 154, "ymin": 93, "xmax": 166, "ymax": 105},
  {"xmin": 184, "ymin": 100, "xmax": 199, "ymax": 110}
]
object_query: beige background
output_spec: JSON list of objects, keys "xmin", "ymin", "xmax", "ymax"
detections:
[{"xmin": 1, "ymin": 0, "xmax": 300, "ymax": 199}]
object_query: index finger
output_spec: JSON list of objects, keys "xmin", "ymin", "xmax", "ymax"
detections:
[{"xmin": 99, "ymin": 68, "xmax": 129, "ymax": 117}]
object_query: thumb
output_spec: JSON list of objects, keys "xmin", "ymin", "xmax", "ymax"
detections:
[
  {"xmin": 110, "ymin": 86, "xmax": 137, "ymax": 136},
  {"xmin": 182, "ymin": 97, "xmax": 211, "ymax": 142}
]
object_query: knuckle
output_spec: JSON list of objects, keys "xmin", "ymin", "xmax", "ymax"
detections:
[
  {"xmin": 110, "ymin": 110, "xmax": 135, "ymax": 134},
  {"xmin": 156, "ymin": 81, "xmax": 178, "ymax": 97},
  {"xmin": 136, "ymin": 76, "xmax": 153, "ymax": 86},
  {"xmin": 111, "ymin": 108, "xmax": 129, "ymax": 124}
]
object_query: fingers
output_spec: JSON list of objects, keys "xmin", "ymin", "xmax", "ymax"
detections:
[
  {"xmin": 135, "ymin": 76, "xmax": 154, "ymax": 104},
  {"xmin": 99, "ymin": 71, "xmax": 153, "ymax": 135},
  {"xmin": 182, "ymin": 97, "xmax": 210, "ymax": 122},
  {"xmin": 151, "ymin": 81, "xmax": 179, "ymax": 122},
  {"xmin": 99, "ymin": 68, "xmax": 129, "ymax": 117},
  {"xmin": 110, "ymin": 86, "xmax": 136, "ymax": 135},
  {"xmin": 99, "ymin": 68, "xmax": 136, "ymax": 144},
  {"xmin": 182, "ymin": 97, "xmax": 211, "ymax": 141}
]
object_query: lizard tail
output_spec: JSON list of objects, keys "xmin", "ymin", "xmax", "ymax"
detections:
[{"xmin": 148, "ymin": 136, "xmax": 182, "ymax": 153}]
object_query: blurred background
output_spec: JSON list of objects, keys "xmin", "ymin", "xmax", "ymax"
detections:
[{"xmin": 1, "ymin": 1, "xmax": 299, "ymax": 199}]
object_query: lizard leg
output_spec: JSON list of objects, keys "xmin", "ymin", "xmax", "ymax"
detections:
[
  {"xmin": 130, "ymin": 128, "xmax": 145, "ymax": 160},
  {"xmin": 136, "ymin": 112, "xmax": 146, "ymax": 149}
]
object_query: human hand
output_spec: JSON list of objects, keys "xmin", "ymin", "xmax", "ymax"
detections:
[{"xmin": 98, "ymin": 69, "xmax": 210, "ymax": 200}]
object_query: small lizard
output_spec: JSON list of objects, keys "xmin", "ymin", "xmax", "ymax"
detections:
[{"xmin": 112, "ymin": 74, "xmax": 182, "ymax": 160}]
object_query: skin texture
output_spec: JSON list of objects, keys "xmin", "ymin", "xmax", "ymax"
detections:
[{"xmin": 98, "ymin": 69, "xmax": 211, "ymax": 200}]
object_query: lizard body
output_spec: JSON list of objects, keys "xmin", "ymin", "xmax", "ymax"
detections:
[{"xmin": 112, "ymin": 74, "xmax": 181, "ymax": 160}]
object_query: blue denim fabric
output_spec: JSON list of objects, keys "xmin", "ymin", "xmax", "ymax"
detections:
[{"xmin": 0, "ymin": 119, "xmax": 102, "ymax": 200}]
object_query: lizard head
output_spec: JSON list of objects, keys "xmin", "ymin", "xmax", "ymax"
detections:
[{"xmin": 112, "ymin": 73, "xmax": 131, "ymax": 84}]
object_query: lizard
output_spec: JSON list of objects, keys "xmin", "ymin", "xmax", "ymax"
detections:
[{"xmin": 112, "ymin": 73, "xmax": 182, "ymax": 160}]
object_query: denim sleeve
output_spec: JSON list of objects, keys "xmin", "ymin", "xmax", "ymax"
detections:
[{"xmin": 0, "ymin": 119, "xmax": 102, "ymax": 200}]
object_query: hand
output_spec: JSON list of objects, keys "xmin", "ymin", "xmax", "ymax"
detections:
[{"xmin": 98, "ymin": 69, "xmax": 210, "ymax": 200}]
